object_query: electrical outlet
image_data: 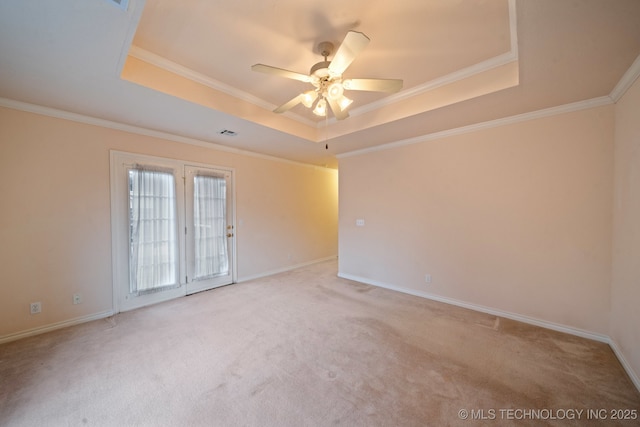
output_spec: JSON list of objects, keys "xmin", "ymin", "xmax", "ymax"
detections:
[
  {"xmin": 425, "ymin": 274, "xmax": 432, "ymax": 284},
  {"xmin": 30, "ymin": 302, "xmax": 42, "ymax": 314},
  {"xmin": 73, "ymin": 293, "xmax": 82, "ymax": 305}
]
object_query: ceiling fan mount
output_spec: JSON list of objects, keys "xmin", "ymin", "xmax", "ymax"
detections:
[
  {"xmin": 251, "ymin": 31, "xmax": 403, "ymax": 120},
  {"xmin": 309, "ymin": 60, "xmax": 332, "ymax": 79},
  {"xmin": 316, "ymin": 41, "xmax": 334, "ymax": 59}
]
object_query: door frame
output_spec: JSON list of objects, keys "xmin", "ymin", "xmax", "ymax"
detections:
[
  {"xmin": 110, "ymin": 150, "xmax": 237, "ymax": 313},
  {"xmin": 184, "ymin": 164, "xmax": 236, "ymax": 295}
]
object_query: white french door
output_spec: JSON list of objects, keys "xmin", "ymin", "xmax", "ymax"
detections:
[
  {"xmin": 110, "ymin": 152, "xmax": 235, "ymax": 312},
  {"xmin": 185, "ymin": 166, "xmax": 234, "ymax": 294}
]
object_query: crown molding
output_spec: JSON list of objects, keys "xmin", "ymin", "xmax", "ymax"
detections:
[
  {"xmin": 0, "ymin": 97, "xmax": 331, "ymax": 170},
  {"xmin": 349, "ymin": 52, "xmax": 518, "ymax": 119},
  {"xmin": 128, "ymin": 46, "xmax": 317, "ymax": 127},
  {"xmin": 610, "ymin": 53, "xmax": 640, "ymax": 102},
  {"xmin": 128, "ymin": 46, "xmax": 270, "ymax": 109},
  {"xmin": 127, "ymin": 0, "xmax": 518, "ymax": 131},
  {"xmin": 349, "ymin": 0, "xmax": 519, "ymax": 119},
  {"xmin": 127, "ymin": 46, "xmax": 519, "ymax": 131},
  {"xmin": 337, "ymin": 96, "xmax": 613, "ymax": 159}
]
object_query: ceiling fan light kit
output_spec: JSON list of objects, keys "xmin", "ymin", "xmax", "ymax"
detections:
[
  {"xmin": 313, "ymin": 98, "xmax": 327, "ymax": 116},
  {"xmin": 251, "ymin": 31, "xmax": 403, "ymax": 120},
  {"xmin": 301, "ymin": 90, "xmax": 318, "ymax": 108}
]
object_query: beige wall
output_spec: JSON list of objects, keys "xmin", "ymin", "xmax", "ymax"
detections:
[
  {"xmin": 339, "ymin": 105, "xmax": 614, "ymax": 335},
  {"xmin": 611, "ymin": 76, "xmax": 640, "ymax": 383},
  {"xmin": 0, "ymin": 107, "xmax": 338, "ymax": 339}
]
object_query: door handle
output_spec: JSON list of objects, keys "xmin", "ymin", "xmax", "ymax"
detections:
[{"xmin": 227, "ymin": 233, "xmax": 234, "ymax": 238}]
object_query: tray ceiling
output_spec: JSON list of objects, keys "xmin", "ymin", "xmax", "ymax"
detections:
[{"xmin": 1, "ymin": 0, "xmax": 640, "ymax": 168}]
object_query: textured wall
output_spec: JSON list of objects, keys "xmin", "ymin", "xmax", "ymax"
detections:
[
  {"xmin": 0, "ymin": 107, "xmax": 338, "ymax": 338},
  {"xmin": 338, "ymin": 105, "xmax": 614, "ymax": 334},
  {"xmin": 612, "ymin": 76, "xmax": 640, "ymax": 384}
]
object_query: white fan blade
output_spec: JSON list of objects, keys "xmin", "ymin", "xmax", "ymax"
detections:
[
  {"xmin": 251, "ymin": 64, "xmax": 311, "ymax": 83},
  {"xmin": 328, "ymin": 31, "xmax": 370, "ymax": 76},
  {"xmin": 327, "ymin": 97, "xmax": 350, "ymax": 120},
  {"xmin": 343, "ymin": 78, "xmax": 403, "ymax": 93},
  {"xmin": 273, "ymin": 94, "xmax": 305, "ymax": 113}
]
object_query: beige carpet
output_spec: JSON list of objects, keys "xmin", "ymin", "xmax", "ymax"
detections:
[{"xmin": 1, "ymin": 260, "xmax": 638, "ymax": 426}]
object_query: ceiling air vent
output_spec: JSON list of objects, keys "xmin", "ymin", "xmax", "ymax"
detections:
[
  {"xmin": 105, "ymin": 0, "xmax": 129, "ymax": 11},
  {"xmin": 218, "ymin": 129, "xmax": 237, "ymax": 136}
]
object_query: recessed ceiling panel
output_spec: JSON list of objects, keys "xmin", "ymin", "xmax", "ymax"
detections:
[{"xmin": 131, "ymin": 0, "xmax": 512, "ymax": 122}]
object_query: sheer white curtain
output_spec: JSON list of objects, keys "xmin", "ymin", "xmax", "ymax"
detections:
[
  {"xmin": 128, "ymin": 167, "xmax": 178, "ymax": 294},
  {"xmin": 193, "ymin": 174, "xmax": 228, "ymax": 279}
]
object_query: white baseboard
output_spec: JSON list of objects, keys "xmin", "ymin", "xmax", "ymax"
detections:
[
  {"xmin": 0, "ymin": 310, "xmax": 115, "ymax": 345},
  {"xmin": 608, "ymin": 338, "xmax": 640, "ymax": 392},
  {"xmin": 337, "ymin": 272, "xmax": 640, "ymax": 393},
  {"xmin": 0, "ymin": 257, "xmax": 337, "ymax": 345},
  {"xmin": 337, "ymin": 272, "xmax": 608, "ymax": 342},
  {"xmin": 3, "ymin": 269, "xmax": 638, "ymax": 394},
  {"xmin": 238, "ymin": 255, "xmax": 338, "ymax": 283}
]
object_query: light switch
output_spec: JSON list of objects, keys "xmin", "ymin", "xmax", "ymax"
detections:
[{"xmin": 356, "ymin": 219, "xmax": 365, "ymax": 227}]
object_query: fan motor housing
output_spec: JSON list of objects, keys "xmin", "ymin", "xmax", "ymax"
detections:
[
  {"xmin": 310, "ymin": 60, "xmax": 332, "ymax": 78},
  {"xmin": 317, "ymin": 41, "xmax": 334, "ymax": 58}
]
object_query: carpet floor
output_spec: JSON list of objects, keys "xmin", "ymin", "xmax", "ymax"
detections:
[{"xmin": 1, "ymin": 260, "xmax": 639, "ymax": 426}]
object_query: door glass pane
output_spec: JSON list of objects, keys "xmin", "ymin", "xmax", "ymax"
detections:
[
  {"xmin": 128, "ymin": 169, "xmax": 178, "ymax": 294},
  {"xmin": 193, "ymin": 174, "xmax": 229, "ymax": 280}
]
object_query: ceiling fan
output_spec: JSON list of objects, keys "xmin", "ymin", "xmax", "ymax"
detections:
[{"xmin": 251, "ymin": 31, "xmax": 403, "ymax": 120}]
